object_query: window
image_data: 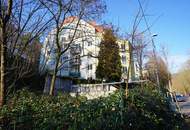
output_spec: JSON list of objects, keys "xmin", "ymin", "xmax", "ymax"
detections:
[
  {"xmin": 47, "ymin": 50, "xmax": 51, "ymax": 55},
  {"xmin": 64, "ymin": 43, "xmax": 68, "ymax": 49},
  {"xmin": 68, "ymin": 35, "xmax": 73, "ymax": 41},
  {"xmin": 74, "ymin": 66, "xmax": 79, "ymax": 72},
  {"xmin": 136, "ymin": 63, "xmax": 138, "ymax": 68},
  {"xmin": 61, "ymin": 37, "xmax": 66, "ymax": 42},
  {"xmin": 122, "ymin": 55, "xmax": 126, "ymax": 64},
  {"xmin": 74, "ymin": 55, "xmax": 80, "ymax": 63},
  {"xmin": 122, "ymin": 67, "xmax": 127, "ymax": 73},
  {"xmin": 88, "ymin": 52, "xmax": 92, "ymax": 58},
  {"xmin": 88, "ymin": 77, "xmax": 92, "ymax": 80},
  {"xmin": 52, "ymin": 38, "xmax": 55, "ymax": 43},
  {"xmin": 62, "ymin": 56, "xmax": 68, "ymax": 60},
  {"xmin": 75, "ymin": 44, "xmax": 80, "ymax": 49},
  {"xmin": 88, "ymin": 41, "xmax": 92, "ymax": 46},
  {"xmin": 63, "ymin": 66, "xmax": 69, "ymax": 71},
  {"xmin": 121, "ymin": 44, "xmax": 125, "ymax": 51},
  {"xmin": 88, "ymin": 64, "xmax": 92, "ymax": 70},
  {"xmin": 135, "ymin": 63, "xmax": 139, "ymax": 71},
  {"xmin": 76, "ymin": 32, "xmax": 82, "ymax": 38}
]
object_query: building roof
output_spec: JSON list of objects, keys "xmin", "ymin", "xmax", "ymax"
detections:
[
  {"xmin": 62, "ymin": 16, "xmax": 78, "ymax": 25},
  {"xmin": 88, "ymin": 21, "xmax": 104, "ymax": 33},
  {"xmin": 62, "ymin": 16, "xmax": 104, "ymax": 33}
]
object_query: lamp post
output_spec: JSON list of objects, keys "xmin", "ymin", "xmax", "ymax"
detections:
[{"xmin": 151, "ymin": 34, "xmax": 160, "ymax": 91}]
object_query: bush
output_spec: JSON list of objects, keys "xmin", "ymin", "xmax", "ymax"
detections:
[
  {"xmin": 126, "ymin": 85, "xmax": 184, "ymax": 130},
  {"xmin": 0, "ymin": 86, "xmax": 185, "ymax": 130}
]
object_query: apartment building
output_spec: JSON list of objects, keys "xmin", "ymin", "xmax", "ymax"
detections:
[
  {"xmin": 117, "ymin": 40, "xmax": 136, "ymax": 81},
  {"xmin": 41, "ymin": 17, "xmax": 138, "ymax": 82}
]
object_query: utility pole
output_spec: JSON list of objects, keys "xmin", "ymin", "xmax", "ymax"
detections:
[{"xmin": 137, "ymin": 0, "xmax": 160, "ymax": 90}]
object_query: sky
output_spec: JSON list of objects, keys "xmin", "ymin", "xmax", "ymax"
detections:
[{"xmin": 102, "ymin": 0, "xmax": 190, "ymax": 73}]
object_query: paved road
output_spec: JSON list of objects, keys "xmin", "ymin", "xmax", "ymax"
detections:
[
  {"xmin": 176, "ymin": 98, "xmax": 190, "ymax": 129},
  {"xmin": 178, "ymin": 97, "xmax": 190, "ymax": 117}
]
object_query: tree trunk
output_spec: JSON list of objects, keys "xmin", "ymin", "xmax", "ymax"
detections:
[
  {"xmin": 0, "ymin": 0, "xmax": 13, "ymax": 108},
  {"xmin": 0, "ymin": 42, "xmax": 6, "ymax": 107},
  {"xmin": 139, "ymin": 65, "xmax": 143, "ymax": 80},
  {"xmin": 49, "ymin": 55, "xmax": 60, "ymax": 95},
  {"xmin": 125, "ymin": 45, "xmax": 132, "ymax": 97},
  {"xmin": 0, "ymin": 23, "xmax": 7, "ymax": 107}
]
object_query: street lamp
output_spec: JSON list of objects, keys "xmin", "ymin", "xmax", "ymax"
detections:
[
  {"xmin": 152, "ymin": 34, "xmax": 158, "ymax": 37},
  {"xmin": 151, "ymin": 34, "xmax": 160, "ymax": 91}
]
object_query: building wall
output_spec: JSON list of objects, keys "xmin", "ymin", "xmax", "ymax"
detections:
[
  {"xmin": 43, "ymin": 75, "xmax": 73, "ymax": 94},
  {"xmin": 70, "ymin": 84, "xmax": 117, "ymax": 99},
  {"xmin": 41, "ymin": 18, "xmax": 137, "ymax": 81},
  {"xmin": 41, "ymin": 19, "xmax": 101, "ymax": 79},
  {"xmin": 117, "ymin": 40, "xmax": 136, "ymax": 81}
]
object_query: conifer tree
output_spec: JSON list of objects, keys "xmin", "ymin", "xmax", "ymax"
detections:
[{"xmin": 96, "ymin": 29, "xmax": 122, "ymax": 82}]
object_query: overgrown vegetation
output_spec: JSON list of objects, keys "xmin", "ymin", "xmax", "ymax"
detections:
[{"xmin": 0, "ymin": 85, "xmax": 185, "ymax": 130}]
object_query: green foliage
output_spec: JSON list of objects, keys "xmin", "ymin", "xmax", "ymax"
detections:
[
  {"xmin": 0, "ymin": 87, "xmax": 185, "ymax": 130},
  {"xmin": 72, "ymin": 78, "xmax": 102, "ymax": 84},
  {"xmin": 96, "ymin": 28, "xmax": 122, "ymax": 82},
  {"xmin": 126, "ymin": 85, "xmax": 184, "ymax": 130}
]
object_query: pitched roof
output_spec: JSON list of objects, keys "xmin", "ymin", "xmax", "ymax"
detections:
[
  {"xmin": 62, "ymin": 16, "xmax": 78, "ymax": 25},
  {"xmin": 88, "ymin": 21, "xmax": 104, "ymax": 33},
  {"xmin": 62, "ymin": 16, "xmax": 104, "ymax": 33}
]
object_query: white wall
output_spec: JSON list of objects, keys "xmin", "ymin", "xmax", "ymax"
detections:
[
  {"xmin": 41, "ymin": 18, "xmax": 137, "ymax": 81},
  {"xmin": 41, "ymin": 19, "xmax": 101, "ymax": 79}
]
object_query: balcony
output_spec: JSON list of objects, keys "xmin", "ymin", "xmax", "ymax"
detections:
[
  {"xmin": 70, "ymin": 59, "xmax": 81, "ymax": 66},
  {"xmin": 70, "ymin": 45, "xmax": 81, "ymax": 54},
  {"xmin": 69, "ymin": 72, "xmax": 81, "ymax": 77}
]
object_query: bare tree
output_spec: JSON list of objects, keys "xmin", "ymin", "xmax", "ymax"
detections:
[
  {"xmin": 145, "ymin": 54, "xmax": 169, "ymax": 89},
  {"xmin": 127, "ymin": 0, "xmax": 157, "ymax": 81},
  {"xmin": 173, "ymin": 59, "xmax": 190, "ymax": 94},
  {"xmin": 124, "ymin": 4, "xmax": 147, "ymax": 95},
  {"xmin": 125, "ymin": 0, "xmax": 162, "ymax": 93},
  {"xmin": 39, "ymin": 0, "xmax": 105, "ymax": 95},
  {"xmin": 160, "ymin": 45, "xmax": 172, "ymax": 91},
  {"xmin": 133, "ymin": 34, "xmax": 149, "ymax": 79},
  {"xmin": 0, "ymin": 0, "xmax": 13, "ymax": 107},
  {"xmin": 0, "ymin": 0, "xmax": 53, "ymax": 107}
]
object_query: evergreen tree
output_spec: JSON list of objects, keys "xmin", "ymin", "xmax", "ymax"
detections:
[{"xmin": 96, "ymin": 29, "xmax": 122, "ymax": 82}]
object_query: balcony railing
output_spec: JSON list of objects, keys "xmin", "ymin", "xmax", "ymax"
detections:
[
  {"xmin": 70, "ymin": 45, "xmax": 81, "ymax": 54},
  {"xmin": 69, "ymin": 72, "xmax": 81, "ymax": 77},
  {"xmin": 70, "ymin": 59, "xmax": 81, "ymax": 66}
]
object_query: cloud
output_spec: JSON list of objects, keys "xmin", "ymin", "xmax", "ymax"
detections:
[{"xmin": 168, "ymin": 55, "xmax": 189, "ymax": 73}]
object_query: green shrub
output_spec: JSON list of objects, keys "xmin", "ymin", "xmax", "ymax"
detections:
[
  {"xmin": 0, "ymin": 86, "xmax": 185, "ymax": 130},
  {"xmin": 126, "ymin": 85, "xmax": 184, "ymax": 130}
]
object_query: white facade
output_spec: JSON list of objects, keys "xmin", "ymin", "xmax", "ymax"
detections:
[{"xmin": 42, "ymin": 17, "xmax": 137, "ymax": 81}]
